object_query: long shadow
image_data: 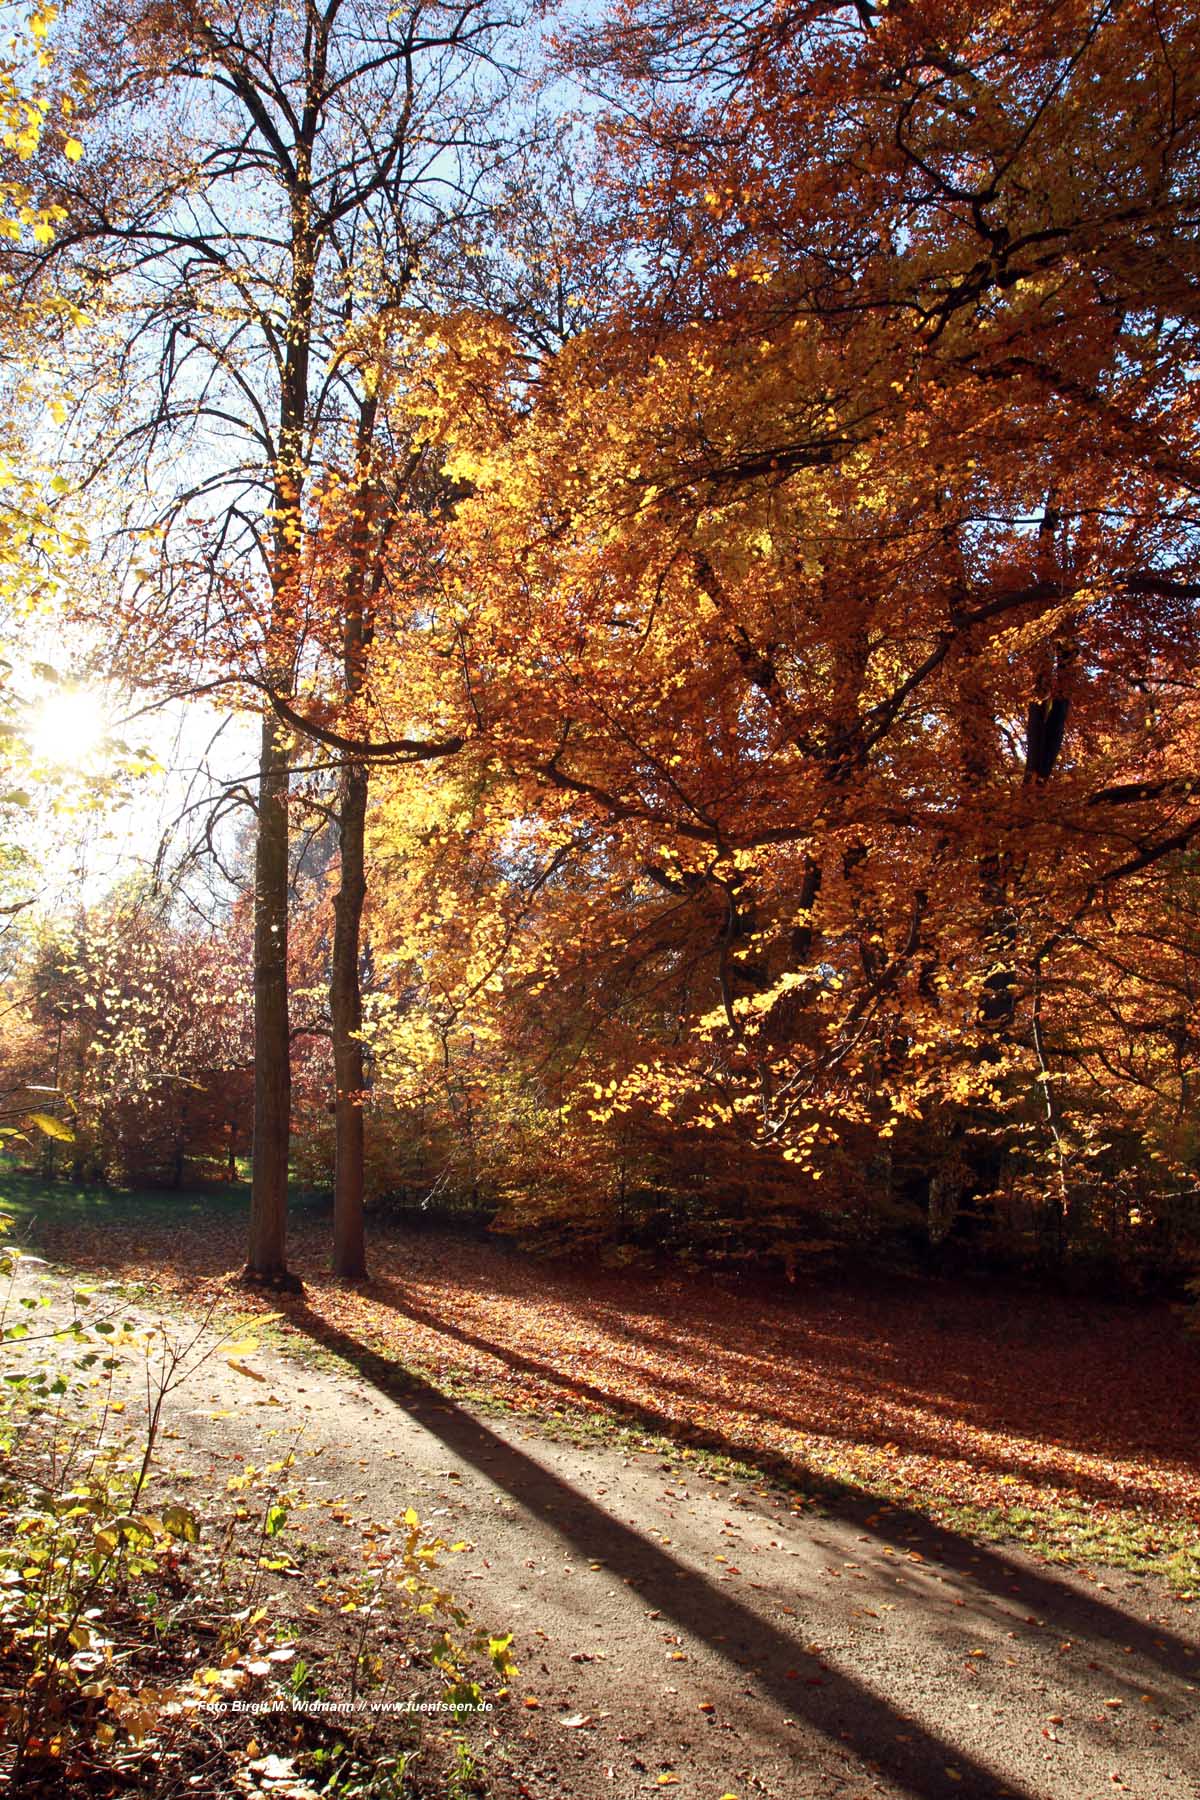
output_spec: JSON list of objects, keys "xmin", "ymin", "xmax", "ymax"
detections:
[
  {"xmin": 282, "ymin": 1294, "xmax": 1043, "ymax": 1800},
  {"xmin": 44, "ymin": 1205, "xmax": 1198, "ymax": 1687},
  {"xmin": 575, "ymin": 1292, "xmax": 1200, "ymax": 1460},
  {"xmin": 296, "ymin": 1283, "xmax": 1200, "ymax": 1693},
  {"xmin": 359, "ymin": 1277, "xmax": 1194, "ymax": 1520},
  {"xmin": 371, "ymin": 1229, "xmax": 1200, "ymax": 1468},
  {"xmin": 59, "ymin": 1203, "xmax": 1192, "ymax": 1494}
]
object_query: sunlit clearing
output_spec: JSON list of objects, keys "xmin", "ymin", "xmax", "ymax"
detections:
[{"xmin": 27, "ymin": 688, "xmax": 111, "ymax": 769}]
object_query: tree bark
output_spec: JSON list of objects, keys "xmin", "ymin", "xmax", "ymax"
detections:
[
  {"xmin": 328, "ymin": 392, "xmax": 381, "ymax": 1279},
  {"xmin": 243, "ymin": 142, "xmax": 314, "ymax": 1288},
  {"xmin": 246, "ymin": 707, "xmax": 295, "ymax": 1284},
  {"xmin": 332, "ymin": 757, "xmax": 369, "ymax": 1278}
]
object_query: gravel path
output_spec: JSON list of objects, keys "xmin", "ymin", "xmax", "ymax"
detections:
[
  {"xmin": 161, "ymin": 1289, "xmax": 1200, "ymax": 1800},
  {"xmin": 13, "ymin": 1262, "xmax": 1199, "ymax": 1800}
]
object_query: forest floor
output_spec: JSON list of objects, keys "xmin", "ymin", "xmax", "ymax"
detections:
[{"xmin": 7, "ymin": 1179, "xmax": 1200, "ymax": 1800}]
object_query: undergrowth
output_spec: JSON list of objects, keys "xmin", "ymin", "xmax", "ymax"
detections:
[{"xmin": 0, "ymin": 1213, "xmax": 515, "ymax": 1798}]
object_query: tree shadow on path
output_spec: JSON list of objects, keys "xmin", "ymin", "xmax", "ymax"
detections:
[
  {"xmin": 279, "ymin": 1294, "xmax": 1197, "ymax": 1800},
  {"xmin": 361, "ymin": 1281, "xmax": 1200, "ymax": 1656},
  {"xmin": 356, "ymin": 1252, "xmax": 1200, "ymax": 1519}
]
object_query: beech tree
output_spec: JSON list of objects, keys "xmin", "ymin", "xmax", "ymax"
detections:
[
  {"xmin": 362, "ymin": 0, "xmax": 1200, "ymax": 1257},
  {"xmin": 20, "ymin": 0, "xmax": 520, "ymax": 1280}
]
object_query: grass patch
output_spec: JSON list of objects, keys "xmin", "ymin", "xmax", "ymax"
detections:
[{"xmin": 0, "ymin": 1164, "xmax": 329, "ymax": 1229}]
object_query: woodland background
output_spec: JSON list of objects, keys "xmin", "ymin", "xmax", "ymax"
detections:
[{"xmin": 0, "ymin": 0, "xmax": 1199, "ymax": 1296}]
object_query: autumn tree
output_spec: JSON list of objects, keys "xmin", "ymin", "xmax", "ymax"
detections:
[
  {"xmin": 372, "ymin": 0, "xmax": 1200, "ymax": 1263},
  {"xmin": 0, "ymin": 0, "xmax": 93, "ymax": 917},
  {"xmin": 0, "ymin": 886, "xmax": 252, "ymax": 1185},
  {"xmin": 292, "ymin": 430, "xmax": 471, "ymax": 1275},
  {"xmin": 16, "ymin": 0, "xmax": 524, "ymax": 1280}
]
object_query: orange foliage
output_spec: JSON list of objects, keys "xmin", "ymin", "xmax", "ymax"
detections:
[{"xmin": 355, "ymin": 0, "xmax": 1200, "ymax": 1266}]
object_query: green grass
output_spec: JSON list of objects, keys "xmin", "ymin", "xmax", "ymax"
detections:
[
  {"xmin": 447, "ymin": 1739, "xmax": 485, "ymax": 1800},
  {"xmin": 926, "ymin": 1497, "xmax": 1200, "ymax": 1585},
  {"xmin": 0, "ymin": 1162, "xmax": 329, "ymax": 1229}
]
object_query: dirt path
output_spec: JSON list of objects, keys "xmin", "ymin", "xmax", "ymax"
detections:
[{"xmin": 34, "ymin": 1263, "xmax": 1196, "ymax": 1800}]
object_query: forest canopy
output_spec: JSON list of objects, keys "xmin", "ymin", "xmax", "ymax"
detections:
[{"xmin": 1, "ymin": 0, "xmax": 1199, "ymax": 1287}]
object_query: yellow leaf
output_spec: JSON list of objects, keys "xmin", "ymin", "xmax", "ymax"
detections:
[
  {"xmin": 64, "ymin": 137, "xmax": 82, "ymax": 161},
  {"xmin": 162, "ymin": 1504, "xmax": 200, "ymax": 1543},
  {"xmin": 27, "ymin": 1111, "xmax": 74, "ymax": 1143},
  {"xmin": 225, "ymin": 1359, "xmax": 266, "ymax": 1382}
]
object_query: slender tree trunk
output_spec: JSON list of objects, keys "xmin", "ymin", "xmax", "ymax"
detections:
[
  {"xmin": 332, "ymin": 758, "xmax": 369, "ymax": 1278},
  {"xmin": 243, "ymin": 155, "xmax": 314, "ymax": 1287},
  {"xmin": 329, "ymin": 393, "xmax": 382, "ymax": 1279},
  {"xmin": 246, "ymin": 708, "xmax": 295, "ymax": 1284}
]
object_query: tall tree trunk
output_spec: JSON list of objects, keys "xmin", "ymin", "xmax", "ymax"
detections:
[
  {"xmin": 329, "ymin": 393, "xmax": 380, "ymax": 1279},
  {"xmin": 244, "ymin": 153, "xmax": 314, "ymax": 1287},
  {"xmin": 332, "ymin": 757, "xmax": 368, "ymax": 1278},
  {"xmin": 246, "ymin": 708, "xmax": 295, "ymax": 1284}
]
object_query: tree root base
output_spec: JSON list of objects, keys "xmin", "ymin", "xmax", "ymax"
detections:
[{"xmin": 237, "ymin": 1265, "xmax": 305, "ymax": 1295}]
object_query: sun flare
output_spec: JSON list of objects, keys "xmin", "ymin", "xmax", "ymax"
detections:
[{"xmin": 26, "ymin": 688, "xmax": 112, "ymax": 770}]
